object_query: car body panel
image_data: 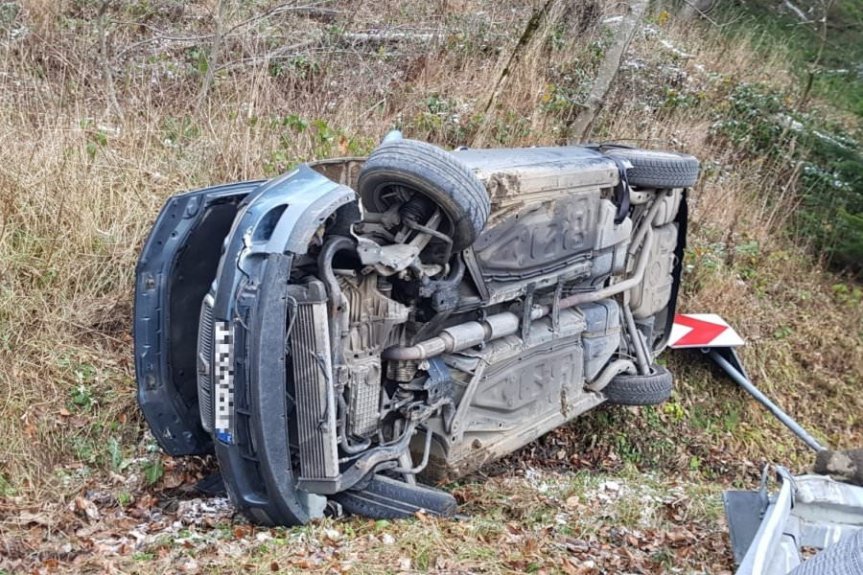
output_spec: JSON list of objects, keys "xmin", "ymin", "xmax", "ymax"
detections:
[
  {"xmin": 134, "ymin": 180, "xmax": 263, "ymax": 455},
  {"xmin": 725, "ymin": 469, "xmax": 863, "ymax": 574}
]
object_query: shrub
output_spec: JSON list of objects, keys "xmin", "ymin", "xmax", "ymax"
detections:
[{"xmin": 710, "ymin": 83, "xmax": 863, "ymax": 274}]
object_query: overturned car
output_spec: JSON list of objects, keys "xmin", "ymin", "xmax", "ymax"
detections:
[{"xmin": 134, "ymin": 134, "xmax": 699, "ymax": 524}]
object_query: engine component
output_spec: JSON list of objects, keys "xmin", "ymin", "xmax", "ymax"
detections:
[
  {"xmin": 421, "ymin": 357, "xmax": 455, "ymax": 406},
  {"xmin": 397, "ymin": 357, "xmax": 455, "ymax": 428},
  {"xmin": 585, "ymin": 359, "xmax": 637, "ymax": 393},
  {"xmin": 382, "ymin": 220, "xmax": 656, "ymax": 363},
  {"xmin": 418, "ymin": 257, "xmax": 465, "ymax": 312},
  {"xmin": 346, "ymin": 360, "xmax": 382, "ymax": 438},
  {"xmin": 339, "ymin": 274, "xmax": 409, "ymax": 438},
  {"xmin": 354, "ymin": 210, "xmax": 444, "ymax": 275},
  {"xmin": 290, "ymin": 280, "xmax": 340, "ymax": 491},
  {"xmin": 355, "ymin": 237, "xmax": 421, "ymax": 275},
  {"xmin": 383, "ymin": 309, "xmax": 525, "ymax": 361},
  {"xmin": 290, "ymin": 274, "xmax": 415, "ymax": 494},
  {"xmin": 387, "ymin": 359, "xmax": 419, "ymax": 383}
]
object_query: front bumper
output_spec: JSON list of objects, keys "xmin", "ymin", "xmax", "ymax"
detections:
[{"xmin": 195, "ymin": 164, "xmax": 358, "ymax": 525}]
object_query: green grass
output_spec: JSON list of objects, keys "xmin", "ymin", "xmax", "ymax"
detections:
[{"xmin": 713, "ymin": 0, "xmax": 863, "ymax": 117}]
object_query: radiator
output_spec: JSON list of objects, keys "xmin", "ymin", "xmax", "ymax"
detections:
[{"xmin": 291, "ymin": 281, "xmax": 339, "ymax": 489}]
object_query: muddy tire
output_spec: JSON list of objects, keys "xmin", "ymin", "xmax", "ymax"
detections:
[
  {"xmin": 603, "ymin": 147, "xmax": 700, "ymax": 189},
  {"xmin": 603, "ymin": 364, "xmax": 673, "ymax": 406},
  {"xmin": 358, "ymin": 139, "xmax": 490, "ymax": 251}
]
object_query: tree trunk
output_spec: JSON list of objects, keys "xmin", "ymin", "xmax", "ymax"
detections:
[
  {"xmin": 471, "ymin": 0, "xmax": 558, "ymax": 147},
  {"xmin": 568, "ymin": 0, "xmax": 648, "ymax": 143}
]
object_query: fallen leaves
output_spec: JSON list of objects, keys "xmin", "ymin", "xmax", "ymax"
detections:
[
  {"xmin": 0, "ymin": 440, "xmax": 738, "ymax": 575},
  {"xmin": 73, "ymin": 496, "xmax": 100, "ymax": 522}
]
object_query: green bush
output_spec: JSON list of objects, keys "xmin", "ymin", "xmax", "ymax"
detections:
[{"xmin": 711, "ymin": 83, "xmax": 863, "ymax": 274}]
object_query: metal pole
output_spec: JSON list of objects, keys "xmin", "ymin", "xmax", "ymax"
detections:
[{"xmin": 708, "ymin": 349, "xmax": 826, "ymax": 453}]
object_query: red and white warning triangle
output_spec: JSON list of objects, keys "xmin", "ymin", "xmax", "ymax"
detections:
[{"xmin": 668, "ymin": 314, "xmax": 745, "ymax": 349}]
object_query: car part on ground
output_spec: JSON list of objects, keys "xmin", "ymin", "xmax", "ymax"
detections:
[
  {"xmin": 135, "ymin": 134, "xmax": 698, "ymax": 525},
  {"xmin": 134, "ymin": 180, "xmax": 263, "ymax": 456},
  {"xmin": 724, "ymin": 467, "xmax": 863, "ymax": 575},
  {"xmin": 666, "ymin": 313, "xmax": 863, "ymax": 571}
]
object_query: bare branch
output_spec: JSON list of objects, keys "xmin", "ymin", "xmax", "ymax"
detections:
[
  {"xmin": 472, "ymin": 0, "xmax": 559, "ymax": 147},
  {"xmin": 111, "ymin": 2, "xmax": 337, "ymax": 60},
  {"xmin": 214, "ymin": 39, "xmax": 323, "ymax": 72},
  {"xmin": 783, "ymin": 0, "xmax": 811, "ymax": 23},
  {"xmin": 112, "ymin": 32, "xmax": 211, "ymax": 60},
  {"xmin": 797, "ymin": 0, "xmax": 836, "ymax": 108}
]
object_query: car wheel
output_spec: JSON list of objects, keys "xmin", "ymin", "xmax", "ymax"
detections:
[
  {"xmin": 603, "ymin": 364, "xmax": 673, "ymax": 406},
  {"xmin": 602, "ymin": 147, "xmax": 700, "ymax": 189},
  {"xmin": 357, "ymin": 138, "xmax": 490, "ymax": 252}
]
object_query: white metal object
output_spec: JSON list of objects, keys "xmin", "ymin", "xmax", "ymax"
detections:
[{"xmin": 729, "ymin": 470, "xmax": 863, "ymax": 575}]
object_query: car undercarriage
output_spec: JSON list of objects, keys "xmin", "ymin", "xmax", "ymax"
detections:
[{"xmin": 134, "ymin": 134, "xmax": 699, "ymax": 525}]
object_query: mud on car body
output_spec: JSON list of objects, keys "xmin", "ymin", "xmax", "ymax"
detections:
[{"xmin": 135, "ymin": 135, "xmax": 698, "ymax": 525}]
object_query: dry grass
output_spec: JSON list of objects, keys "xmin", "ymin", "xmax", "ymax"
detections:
[{"xmin": 0, "ymin": 1, "xmax": 861, "ymax": 572}]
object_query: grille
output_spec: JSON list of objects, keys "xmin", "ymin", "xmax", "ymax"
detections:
[
  {"xmin": 291, "ymin": 282, "xmax": 339, "ymax": 482},
  {"xmin": 196, "ymin": 294, "xmax": 215, "ymax": 432}
]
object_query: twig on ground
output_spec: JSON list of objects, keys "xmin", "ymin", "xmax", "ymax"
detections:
[
  {"xmin": 222, "ymin": 0, "xmax": 338, "ymax": 37},
  {"xmin": 214, "ymin": 38, "xmax": 323, "ymax": 72},
  {"xmin": 341, "ymin": 30, "xmax": 439, "ymax": 45}
]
